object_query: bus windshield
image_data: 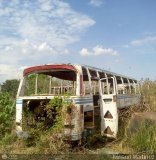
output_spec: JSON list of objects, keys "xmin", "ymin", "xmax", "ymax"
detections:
[{"xmin": 18, "ymin": 65, "xmax": 77, "ymax": 96}]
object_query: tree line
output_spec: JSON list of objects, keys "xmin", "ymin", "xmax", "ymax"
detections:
[{"xmin": 0, "ymin": 79, "xmax": 19, "ymax": 98}]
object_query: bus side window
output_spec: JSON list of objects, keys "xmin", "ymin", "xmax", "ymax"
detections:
[
  {"xmin": 84, "ymin": 81, "xmax": 91, "ymax": 95},
  {"xmin": 91, "ymin": 80, "xmax": 99, "ymax": 95},
  {"xmin": 108, "ymin": 78, "xmax": 114, "ymax": 94},
  {"xmin": 116, "ymin": 77, "xmax": 125, "ymax": 95},
  {"xmin": 109, "ymin": 83, "xmax": 114, "ymax": 94},
  {"xmin": 131, "ymin": 85, "xmax": 135, "ymax": 94},
  {"xmin": 101, "ymin": 77, "xmax": 115, "ymax": 95},
  {"xmin": 82, "ymin": 67, "xmax": 91, "ymax": 95},
  {"xmin": 101, "ymin": 80, "xmax": 108, "ymax": 94}
]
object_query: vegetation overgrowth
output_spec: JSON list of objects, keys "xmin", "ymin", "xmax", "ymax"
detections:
[
  {"xmin": 0, "ymin": 79, "xmax": 156, "ymax": 154},
  {"xmin": 112, "ymin": 79, "xmax": 156, "ymax": 154}
]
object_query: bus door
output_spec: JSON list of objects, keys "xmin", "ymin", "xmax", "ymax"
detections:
[{"xmin": 99, "ymin": 77, "xmax": 118, "ymax": 138}]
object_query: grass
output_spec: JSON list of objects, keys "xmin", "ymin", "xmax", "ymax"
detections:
[
  {"xmin": 111, "ymin": 80, "xmax": 156, "ymax": 154},
  {"xmin": 110, "ymin": 111, "xmax": 156, "ymax": 154},
  {"xmin": 127, "ymin": 121, "xmax": 156, "ymax": 154},
  {"xmin": 0, "ymin": 128, "xmax": 71, "ymax": 154}
]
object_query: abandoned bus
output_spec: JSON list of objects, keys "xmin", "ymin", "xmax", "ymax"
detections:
[{"xmin": 16, "ymin": 64, "xmax": 140, "ymax": 141}]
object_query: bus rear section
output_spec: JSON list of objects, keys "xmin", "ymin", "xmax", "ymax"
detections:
[
  {"xmin": 99, "ymin": 76, "xmax": 140, "ymax": 138},
  {"xmin": 99, "ymin": 77, "xmax": 118, "ymax": 138}
]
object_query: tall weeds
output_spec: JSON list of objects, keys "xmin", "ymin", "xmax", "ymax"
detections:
[
  {"xmin": 128, "ymin": 121, "xmax": 156, "ymax": 154},
  {"xmin": 115, "ymin": 80, "xmax": 156, "ymax": 153}
]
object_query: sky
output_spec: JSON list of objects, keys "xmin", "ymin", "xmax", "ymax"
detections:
[{"xmin": 0, "ymin": 0, "xmax": 156, "ymax": 83}]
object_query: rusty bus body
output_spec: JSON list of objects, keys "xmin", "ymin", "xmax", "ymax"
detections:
[{"xmin": 16, "ymin": 64, "xmax": 140, "ymax": 141}]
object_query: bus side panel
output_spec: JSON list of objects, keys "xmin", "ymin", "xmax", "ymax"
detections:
[
  {"xmin": 74, "ymin": 97, "xmax": 94, "ymax": 137},
  {"xmin": 117, "ymin": 94, "xmax": 140, "ymax": 109}
]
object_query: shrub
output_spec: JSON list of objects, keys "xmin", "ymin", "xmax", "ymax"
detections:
[
  {"xmin": 0, "ymin": 92, "xmax": 15, "ymax": 139},
  {"xmin": 21, "ymin": 96, "xmax": 71, "ymax": 153}
]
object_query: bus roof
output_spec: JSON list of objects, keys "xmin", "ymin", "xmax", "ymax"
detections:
[
  {"xmin": 23, "ymin": 63, "xmax": 138, "ymax": 82},
  {"xmin": 83, "ymin": 64, "xmax": 137, "ymax": 81},
  {"xmin": 23, "ymin": 64, "xmax": 76, "ymax": 76}
]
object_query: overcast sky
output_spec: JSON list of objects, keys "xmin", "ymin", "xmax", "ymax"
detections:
[{"xmin": 0, "ymin": 0, "xmax": 156, "ymax": 83}]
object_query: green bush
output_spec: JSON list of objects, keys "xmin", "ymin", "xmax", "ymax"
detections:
[
  {"xmin": 0, "ymin": 133, "xmax": 17, "ymax": 145},
  {"xmin": 21, "ymin": 96, "xmax": 70, "ymax": 153},
  {"xmin": 0, "ymin": 92, "xmax": 15, "ymax": 139}
]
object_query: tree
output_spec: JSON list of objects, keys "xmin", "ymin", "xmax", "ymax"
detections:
[{"xmin": 1, "ymin": 79, "xmax": 20, "ymax": 98}]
